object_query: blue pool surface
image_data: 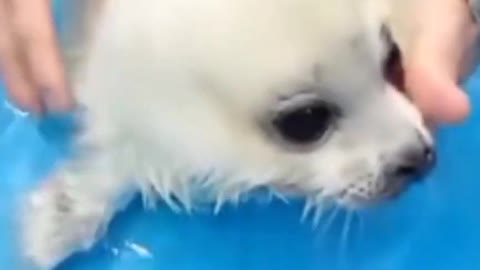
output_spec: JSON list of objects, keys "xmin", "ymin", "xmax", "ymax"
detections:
[{"xmin": 1, "ymin": 3, "xmax": 480, "ymax": 270}]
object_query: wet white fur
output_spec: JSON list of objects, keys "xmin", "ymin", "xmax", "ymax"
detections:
[{"xmin": 21, "ymin": 0, "xmax": 431, "ymax": 268}]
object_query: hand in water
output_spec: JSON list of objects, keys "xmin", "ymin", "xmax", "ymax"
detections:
[{"xmin": 0, "ymin": 0, "xmax": 73, "ymax": 115}]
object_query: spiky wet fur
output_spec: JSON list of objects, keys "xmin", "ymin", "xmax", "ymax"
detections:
[{"xmin": 20, "ymin": 0, "xmax": 431, "ymax": 269}]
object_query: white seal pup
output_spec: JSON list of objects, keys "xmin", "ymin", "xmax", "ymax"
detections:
[{"xmin": 21, "ymin": 0, "xmax": 435, "ymax": 268}]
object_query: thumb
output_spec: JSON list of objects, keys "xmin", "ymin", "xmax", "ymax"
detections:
[
  {"xmin": 403, "ymin": 0, "xmax": 477, "ymax": 124},
  {"xmin": 405, "ymin": 63, "xmax": 471, "ymax": 124}
]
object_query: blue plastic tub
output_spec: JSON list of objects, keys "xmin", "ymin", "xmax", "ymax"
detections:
[{"xmin": 1, "ymin": 3, "xmax": 480, "ymax": 270}]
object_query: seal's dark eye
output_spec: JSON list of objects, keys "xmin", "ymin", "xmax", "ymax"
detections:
[{"xmin": 272, "ymin": 100, "xmax": 337, "ymax": 145}]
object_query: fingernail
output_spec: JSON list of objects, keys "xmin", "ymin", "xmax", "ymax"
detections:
[
  {"xmin": 17, "ymin": 98, "xmax": 45, "ymax": 118},
  {"xmin": 43, "ymin": 88, "xmax": 73, "ymax": 112}
]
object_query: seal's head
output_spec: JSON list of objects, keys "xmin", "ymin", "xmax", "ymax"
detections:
[{"xmin": 78, "ymin": 0, "xmax": 435, "ymax": 210}]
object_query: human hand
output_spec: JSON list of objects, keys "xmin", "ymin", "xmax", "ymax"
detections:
[
  {"xmin": 0, "ymin": 0, "xmax": 476, "ymax": 123},
  {"xmin": 0, "ymin": 0, "xmax": 73, "ymax": 115},
  {"xmin": 401, "ymin": 0, "xmax": 479, "ymax": 124}
]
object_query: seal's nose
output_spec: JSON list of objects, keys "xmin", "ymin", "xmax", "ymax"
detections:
[{"xmin": 388, "ymin": 144, "xmax": 436, "ymax": 181}]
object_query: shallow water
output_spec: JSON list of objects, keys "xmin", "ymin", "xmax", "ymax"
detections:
[{"xmin": 1, "ymin": 3, "xmax": 480, "ymax": 269}]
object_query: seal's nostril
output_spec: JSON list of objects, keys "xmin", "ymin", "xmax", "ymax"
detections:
[{"xmin": 390, "ymin": 145, "xmax": 436, "ymax": 181}]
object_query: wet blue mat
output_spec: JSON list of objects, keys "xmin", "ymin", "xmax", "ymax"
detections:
[{"xmin": 1, "ymin": 3, "xmax": 480, "ymax": 270}]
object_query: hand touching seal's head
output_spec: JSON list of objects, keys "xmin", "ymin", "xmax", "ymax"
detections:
[
  {"xmin": 61, "ymin": 0, "xmax": 436, "ymax": 211},
  {"xmin": 22, "ymin": 0, "xmax": 436, "ymax": 268},
  {"xmin": 74, "ymin": 0, "xmax": 433, "ymax": 208}
]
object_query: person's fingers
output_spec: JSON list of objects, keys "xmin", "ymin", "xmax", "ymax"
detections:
[
  {"xmin": 403, "ymin": 0, "xmax": 478, "ymax": 123},
  {"xmin": 10, "ymin": 0, "xmax": 73, "ymax": 112},
  {"xmin": 405, "ymin": 64, "xmax": 471, "ymax": 123},
  {"xmin": 0, "ymin": 0, "xmax": 42, "ymax": 113}
]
